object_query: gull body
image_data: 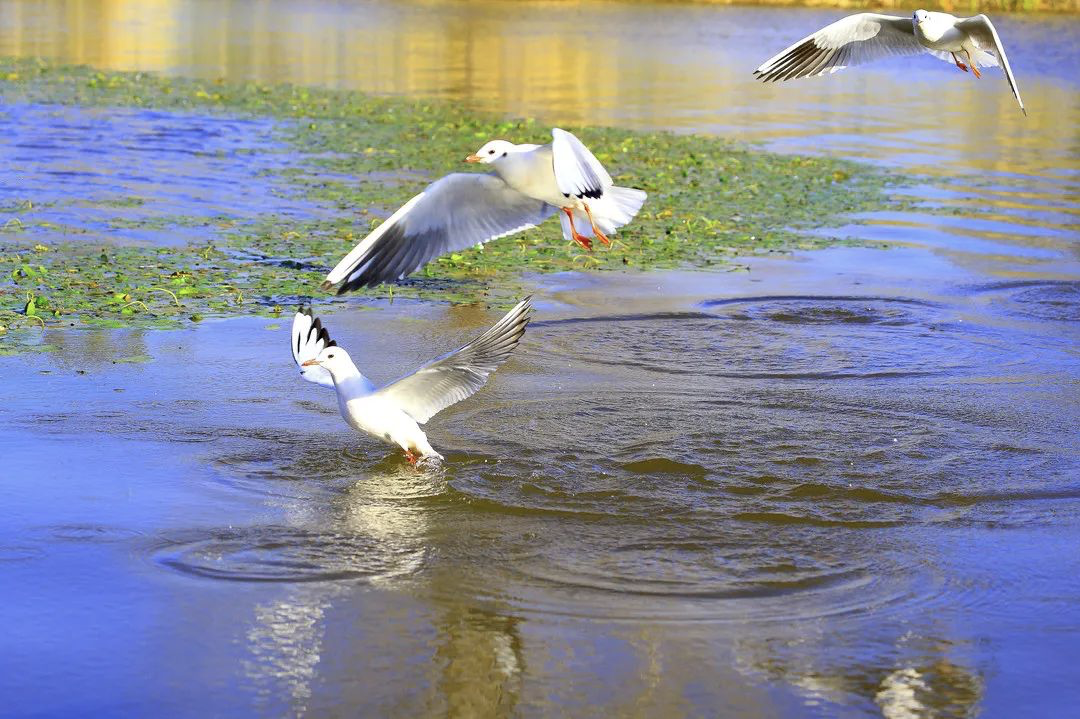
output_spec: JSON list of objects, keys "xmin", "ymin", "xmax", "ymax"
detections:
[
  {"xmin": 291, "ymin": 299, "xmax": 532, "ymax": 463},
  {"xmin": 486, "ymin": 143, "xmax": 565, "ymax": 206},
  {"xmin": 753, "ymin": 9, "xmax": 1026, "ymax": 115},
  {"xmin": 326, "ymin": 360, "xmax": 440, "ymax": 459},
  {"xmin": 467, "ymin": 135, "xmax": 627, "ymax": 243},
  {"xmin": 321, "ymin": 129, "xmax": 647, "ymax": 294},
  {"xmin": 912, "ymin": 10, "xmax": 965, "ymax": 50}
]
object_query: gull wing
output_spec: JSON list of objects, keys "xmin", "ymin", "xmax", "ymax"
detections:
[
  {"xmin": 323, "ymin": 174, "xmax": 555, "ymax": 294},
  {"xmin": 754, "ymin": 13, "xmax": 934, "ymax": 81},
  {"xmin": 291, "ymin": 309, "xmax": 336, "ymax": 388},
  {"xmin": 374, "ymin": 297, "xmax": 533, "ymax": 424},
  {"xmin": 551, "ymin": 128, "xmax": 612, "ymax": 200},
  {"xmin": 956, "ymin": 14, "xmax": 1026, "ymax": 115}
]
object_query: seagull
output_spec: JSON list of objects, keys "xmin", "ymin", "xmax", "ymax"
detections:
[
  {"xmin": 320, "ymin": 128, "xmax": 647, "ymax": 294},
  {"xmin": 291, "ymin": 298, "xmax": 532, "ymax": 464},
  {"xmin": 753, "ymin": 10, "xmax": 1026, "ymax": 115}
]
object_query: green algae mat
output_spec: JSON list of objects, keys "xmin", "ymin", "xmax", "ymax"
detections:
[{"xmin": 0, "ymin": 57, "xmax": 907, "ymax": 351}]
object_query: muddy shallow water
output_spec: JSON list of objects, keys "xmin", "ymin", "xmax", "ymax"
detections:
[{"xmin": 1, "ymin": 0, "xmax": 1079, "ymax": 716}]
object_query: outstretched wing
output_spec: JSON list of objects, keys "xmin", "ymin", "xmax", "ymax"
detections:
[
  {"xmin": 291, "ymin": 309, "xmax": 336, "ymax": 388},
  {"xmin": 956, "ymin": 14, "xmax": 1026, "ymax": 115},
  {"xmin": 551, "ymin": 128, "xmax": 612, "ymax": 200},
  {"xmin": 375, "ymin": 297, "xmax": 533, "ymax": 424},
  {"xmin": 754, "ymin": 13, "xmax": 932, "ymax": 81},
  {"xmin": 323, "ymin": 174, "xmax": 555, "ymax": 294}
]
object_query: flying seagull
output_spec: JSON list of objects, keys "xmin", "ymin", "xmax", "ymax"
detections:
[
  {"xmin": 753, "ymin": 10, "xmax": 1026, "ymax": 115},
  {"xmin": 321, "ymin": 128, "xmax": 647, "ymax": 294},
  {"xmin": 291, "ymin": 298, "xmax": 532, "ymax": 463}
]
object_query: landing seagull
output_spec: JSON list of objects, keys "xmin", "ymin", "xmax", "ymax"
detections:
[
  {"xmin": 753, "ymin": 10, "xmax": 1026, "ymax": 115},
  {"xmin": 291, "ymin": 298, "xmax": 532, "ymax": 464},
  {"xmin": 320, "ymin": 128, "xmax": 647, "ymax": 294}
]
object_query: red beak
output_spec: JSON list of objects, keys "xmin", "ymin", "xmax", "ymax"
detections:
[
  {"xmin": 465, "ymin": 154, "xmax": 483, "ymax": 163},
  {"xmin": 300, "ymin": 359, "xmax": 320, "ymax": 367}
]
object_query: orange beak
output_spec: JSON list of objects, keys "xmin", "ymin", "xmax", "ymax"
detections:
[
  {"xmin": 465, "ymin": 154, "xmax": 483, "ymax": 163},
  {"xmin": 300, "ymin": 359, "xmax": 320, "ymax": 367}
]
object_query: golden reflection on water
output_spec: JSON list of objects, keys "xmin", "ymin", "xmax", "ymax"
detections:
[
  {"xmin": 4, "ymin": 0, "xmax": 1076, "ymax": 190},
  {"xmin": 2, "ymin": 0, "xmax": 627, "ymax": 116}
]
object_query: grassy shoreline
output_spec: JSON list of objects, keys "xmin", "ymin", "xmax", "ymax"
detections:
[{"xmin": 0, "ymin": 57, "xmax": 908, "ymax": 352}]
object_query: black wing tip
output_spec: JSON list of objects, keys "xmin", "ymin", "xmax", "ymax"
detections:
[
  {"xmin": 334, "ymin": 264, "xmax": 386, "ymax": 294},
  {"xmin": 313, "ymin": 318, "xmax": 334, "ymax": 346},
  {"xmin": 336, "ymin": 268, "xmax": 380, "ymax": 293},
  {"xmin": 333, "ymin": 220, "xmax": 420, "ymax": 295},
  {"xmin": 294, "ymin": 312, "xmax": 334, "ymax": 348},
  {"xmin": 337, "ymin": 274, "xmax": 384, "ymax": 295}
]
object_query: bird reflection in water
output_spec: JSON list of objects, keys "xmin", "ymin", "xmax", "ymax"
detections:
[{"xmin": 238, "ymin": 464, "xmax": 524, "ymax": 716}]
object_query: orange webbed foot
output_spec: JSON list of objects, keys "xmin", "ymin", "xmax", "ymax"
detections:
[
  {"xmin": 563, "ymin": 207, "xmax": 593, "ymax": 250},
  {"xmin": 571, "ymin": 232, "xmax": 593, "ymax": 250},
  {"xmin": 581, "ymin": 204, "xmax": 610, "ymax": 246}
]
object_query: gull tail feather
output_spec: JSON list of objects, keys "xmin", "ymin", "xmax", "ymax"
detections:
[
  {"xmin": 971, "ymin": 47, "xmax": 999, "ymax": 68},
  {"xmin": 559, "ymin": 185, "xmax": 647, "ymax": 241}
]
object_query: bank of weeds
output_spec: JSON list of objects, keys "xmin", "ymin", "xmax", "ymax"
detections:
[{"xmin": 0, "ymin": 57, "xmax": 908, "ymax": 351}]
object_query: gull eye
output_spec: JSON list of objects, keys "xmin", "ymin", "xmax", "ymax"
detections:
[
  {"xmin": 488, "ymin": 149, "xmax": 495, "ymax": 155},
  {"xmin": 327, "ymin": 353, "xmax": 335, "ymax": 359}
]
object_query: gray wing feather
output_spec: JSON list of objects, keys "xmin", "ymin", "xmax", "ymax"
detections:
[
  {"xmin": 324, "ymin": 174, "xmax": 555, "ymax": 294},
  {"xmin": 956, "ymin": 14, "xmax": 1026, "ymax": 115},
  {"xmin": 754, "ymin": 13, "xmax": 934, "ymax": 81},
  {"xmin": 375, "ymin": 297, "xmax": 533, "ymax": 424}
]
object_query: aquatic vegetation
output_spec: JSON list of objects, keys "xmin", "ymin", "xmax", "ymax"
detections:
[{"xmin": 0, "ymin": 57, "xmax": 909, "ymax": 351}]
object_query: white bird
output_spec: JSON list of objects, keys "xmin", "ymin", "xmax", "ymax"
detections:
[
  {"xmin": 321, "ymin": 128, "xmax": 647, "ymax": 294},
  {"xmin": 753, "ymin": 10, "xmax": 1026, "ymax": 115},
  {"xmin": 290, "ymin": 298, "xmax": 532, "ymax": 464}
]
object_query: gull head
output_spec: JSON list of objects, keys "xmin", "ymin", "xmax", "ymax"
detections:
[
  {"xmin": 466, "ymin": 140, "xmax": 516, "ymax": 164},
  {"xmin": 301, "ymin": 346, "xmax": 354, "ymax": 377},
  {"xmin": 912, "ymin": 9, "xmax": 930, "ymax": 25}
]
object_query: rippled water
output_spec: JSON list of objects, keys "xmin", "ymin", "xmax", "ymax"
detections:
[
  {"xmin": 0, "ymin": 103, "xmax": 322, "ymax": 244},
  {"xmin": 4, "ymin": 264, "xmax": 1078, "ymax": 715},
  {"xmin": 1, "ymin": 1, "xmax": 1079, "ymax": 716}
]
